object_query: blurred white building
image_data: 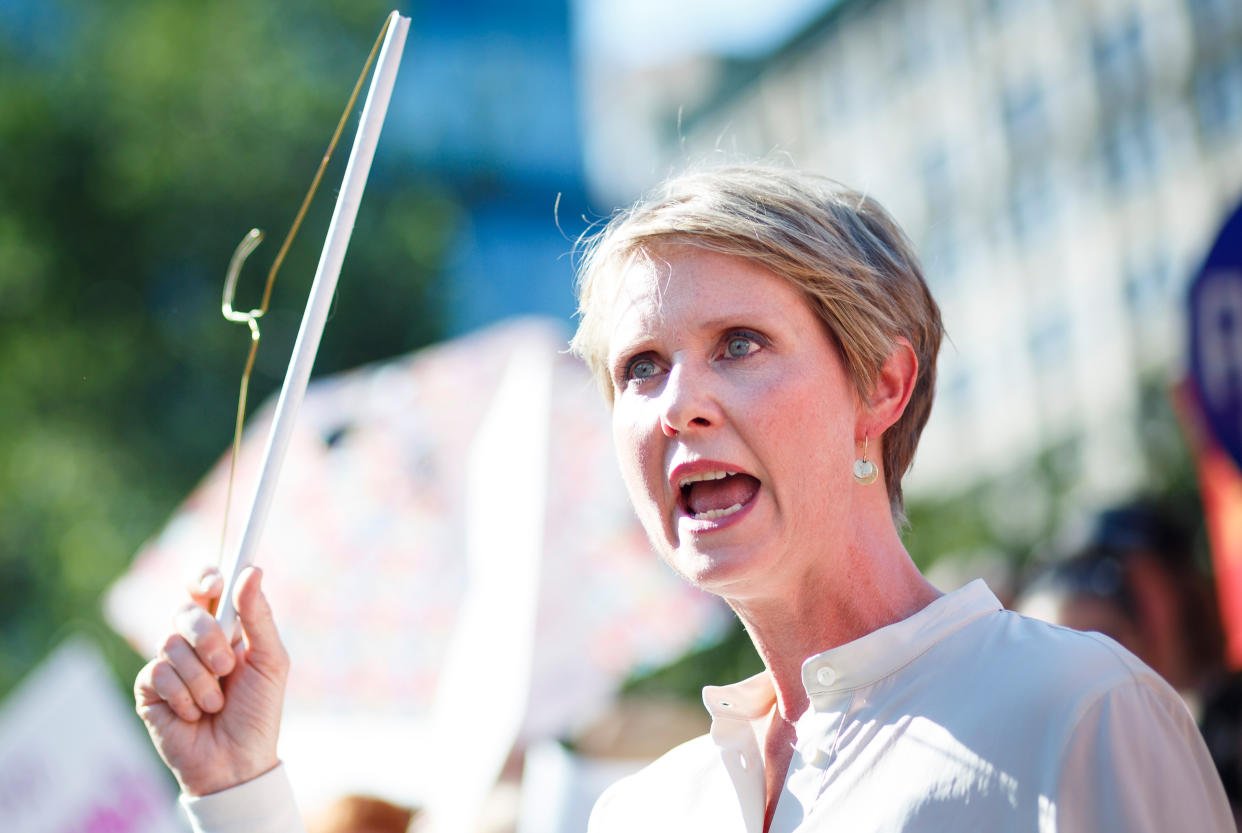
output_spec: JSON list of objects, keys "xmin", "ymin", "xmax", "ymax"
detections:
[{"xmin": 580, "ymin": 0, "xmax": 1242, "ymax": 508}]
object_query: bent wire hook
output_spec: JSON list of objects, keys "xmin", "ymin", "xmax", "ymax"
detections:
[{"xmin": 216, "ymin": 15, "xmax": 394, "ymax": 568}]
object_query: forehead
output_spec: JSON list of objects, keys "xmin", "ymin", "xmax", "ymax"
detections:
[{"xmin": 602, "ymin": 244, "xmax": 812, "ymax": 352}]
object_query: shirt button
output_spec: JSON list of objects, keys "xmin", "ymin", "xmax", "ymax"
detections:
[
  {"xmin": 816, "ymin": 666, "xmax": 836, "ymax": 687},
  {"xmin": 801, "ymin": 746, "xmax": 829, "ymax": 767}
]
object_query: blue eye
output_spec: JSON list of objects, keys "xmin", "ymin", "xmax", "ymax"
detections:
[
  {"xmin": 627, "ymin": 357, "xmax": 659, "ymax": 380},
  {"xmin": 725, "ymin": 334, "xmax": 759, "ymax": 358}
]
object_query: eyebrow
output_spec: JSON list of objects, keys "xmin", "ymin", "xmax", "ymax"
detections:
[
  {"xmin": 607, "ymin": 312, "xmax": 775, "ymax": 367},
  {"xmin": 694, "ymin": 315, "xmax": 767, "ymax": 332},
  {"xmin": 607, "ymin": 336, "xmax": 651, "ymax": 380}
]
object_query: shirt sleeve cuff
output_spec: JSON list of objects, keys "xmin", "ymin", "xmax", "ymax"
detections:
[{"xmin": 180, "ymin": 763, "xmax": 306, "ymax": 833}]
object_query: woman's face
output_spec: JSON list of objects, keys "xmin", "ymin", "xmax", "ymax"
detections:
[{"xmin": 605, "ymin": 244, "xmax": 864, "ymax": 600}]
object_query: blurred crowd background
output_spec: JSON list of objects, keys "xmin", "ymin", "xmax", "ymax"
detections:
[{"xmin": 3, "ymin": 0, "xmax": 1242, "ymax": 831}]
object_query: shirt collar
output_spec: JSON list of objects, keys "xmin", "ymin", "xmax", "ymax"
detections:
[
  {"xmin": 703, "ymin": 670, "xmax": 776, "ymax": 722},
  {"xmin": 701, "ymin": 579, "xmax": 1002, "ymax": 720}
]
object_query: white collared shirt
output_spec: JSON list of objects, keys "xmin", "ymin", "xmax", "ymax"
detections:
[
  {"xmin": 588, "ymin": 580, "xmax": 1233, "ymax": 832},
  {"xmin": 179, "ymin": 581, "xmax": 1232, "ymax": 833}
]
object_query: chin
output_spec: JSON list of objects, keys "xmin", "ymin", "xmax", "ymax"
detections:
[{"xmin": 663, "ymin": 544, "xmax": 766, "ymax": 598}]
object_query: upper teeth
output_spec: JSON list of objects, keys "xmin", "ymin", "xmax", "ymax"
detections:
[{"xmin": 679, "ymin": 470, "xmax": 736, "ymax": 489}]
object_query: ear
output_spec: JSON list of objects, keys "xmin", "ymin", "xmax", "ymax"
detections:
[{"xmin": 857, "ymin": 338, "xmax": 917, "ymax": 439}]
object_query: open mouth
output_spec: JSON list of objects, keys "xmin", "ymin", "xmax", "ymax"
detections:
[{"xmin": 679, "ymin": 470, "xmax": 761, "ymax": 521}]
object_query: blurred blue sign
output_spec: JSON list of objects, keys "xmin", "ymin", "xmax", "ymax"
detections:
[{"xmin": 1189, "ymin": 200, "xmax": 1242, "ymax": 470}]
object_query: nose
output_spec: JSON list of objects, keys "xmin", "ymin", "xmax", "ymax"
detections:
[{"xmin": 658, "ymin": 362, "xmax": 720, "ymax": 437}]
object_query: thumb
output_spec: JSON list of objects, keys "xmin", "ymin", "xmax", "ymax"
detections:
[{"xmin": 233, "ymin": 566, "xmax": 288, "ymax": 674}]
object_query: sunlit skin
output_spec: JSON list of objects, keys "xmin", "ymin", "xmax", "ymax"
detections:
[
  {"xmin": 607, "ymin": 246, "xmax": 861, "ymax": 599},
  {"xmin": 604, "ymin": 244, "xmax": 940, "ymax": 830},
  {"xmin": 134, "ymin": 241, "xmax": 942, "ymax": 832}
]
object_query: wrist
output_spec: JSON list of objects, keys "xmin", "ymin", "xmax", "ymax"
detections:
[{"xmin": 179, "ymin": 755, "xmax": 282, "ymax": 798}]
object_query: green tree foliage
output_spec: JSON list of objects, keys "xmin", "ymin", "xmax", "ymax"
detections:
[{"xmin": 0, "ymin": 0, "xmax": 459, "ymax": 696}]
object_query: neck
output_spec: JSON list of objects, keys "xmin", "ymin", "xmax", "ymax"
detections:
[{"xmin": 726, "ymin": 528, "xmax": 941, "ymax": 723}]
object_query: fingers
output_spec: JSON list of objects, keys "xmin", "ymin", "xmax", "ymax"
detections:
[
  {"xmin": 137, "ymin": 619, "xmax": 232, "ymax": 721},
  {"xmin": 134, "ymin": 565, "xmax": 289, "ymax": 731},
  {"xmin": 162, "ymin": 633, "xmax": 225, "ymax": 712},
  {"xmin": 174, "ymin": 598, "xmax": 235, "ymax": 677},
  {"xmin": 233, "ymin": 567, "xmax": 289, "ymax": 680},
  {"xmin": 135, "ymin": 643, "xmax": 219, "ymax": 724},
  {"xmin": 186, "ymin": 566, "xmax": 224, "ymax": 613},
  {"xmin": 133, "ymin": 565, "xmax": 233, "ymax": 727}
]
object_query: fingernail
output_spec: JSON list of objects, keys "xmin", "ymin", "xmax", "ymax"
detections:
[
  {"xmin": 208, "ymin": 652, "xmax": 231, "ymax": 674},
  {"xmin": 202, "ymin": 690, "xmax": 223, "ymax": 712},
  {"xmin": 199, "ymin": 573, "xmax": 220, "ymax": 594}
]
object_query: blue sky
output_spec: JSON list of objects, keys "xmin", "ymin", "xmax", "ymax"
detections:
[{"xmin": 577, "ymin": 0, "xmax": 837, "ymax": 65}]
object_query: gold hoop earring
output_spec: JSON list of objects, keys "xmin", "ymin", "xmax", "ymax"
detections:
[{"xmin": 853, "ymin": 436, "xmax": 879, "ymax": 485}]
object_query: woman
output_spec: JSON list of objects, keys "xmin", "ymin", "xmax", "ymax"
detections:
[{"xmin": 136, "ymin": 165, "xmax": 1231, "ymax": 832}]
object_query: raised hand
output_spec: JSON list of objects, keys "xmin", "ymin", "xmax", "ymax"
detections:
[{"xmin": 134, "ymin": 565, "xmax": 289, "ymax": 796}]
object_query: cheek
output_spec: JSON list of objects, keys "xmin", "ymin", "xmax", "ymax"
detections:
[
  {"xmin": 611, "ymin": 404, "xmax": 659, "ymax": 499},
  {"xmin": 753, "ymin": 377, "xmax": 853, "ymax": 471},
  {"xmin": 611, "ymin": 409, "xmax": 674, "ymax": 552}
]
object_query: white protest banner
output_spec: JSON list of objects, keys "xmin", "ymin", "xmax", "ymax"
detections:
[{"xmin": 0, "ymin": 638, "xmax": 184, "ymax": 833}]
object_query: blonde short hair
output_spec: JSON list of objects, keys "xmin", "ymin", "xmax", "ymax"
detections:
[{"xmin": 569, "ymin": 164, "xmax": 943, "ymax": 513}]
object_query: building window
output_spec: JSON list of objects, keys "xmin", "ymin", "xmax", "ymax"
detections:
[
  {"xmin": 939, "ymin": 364, "xmax": 973, "ymax": 417},
  {"xmin": 1001, "ymin": 80, "xmax": 1048, "ymax": 156},
  {"xmin": 1187, "ymin": 0, "xmax": 1238, "ymax": 43},
  {"xmin": 899, "ymin": 4, "xmax": 937, "ymax": 74},
  {"xmin": 1029, "ymin": 309, "xmax": 1072, "ymax": 372},
  {"xmin": 919, "ymin": 144, "xmax": 959, "ymax": 281},
  {"xmin": 982, "ymin": 0, "xmax": 1032, "ymax": 20},
  {"xmin": 1090, "ymin": 10, "xmax": 1147, "ymax": 103},
  {"xmin": 921, "ymin": 145, "xmax": 954, "ymax": 205},
  {"xmin": 921, "ymin": 223, "xmax": 959, "ymax": 288},
  {"xmin": 820, "ymin": 54, "xmax": 857, "ymax": 121},
  {"xmin": 1008, "ymin": 163, "xmax": 1055, "ymax": 244},
  {"xmin": 1099, "ymin": 108, "xmax": 1158, "ymax": 191},
  {"xmin": 1123, "ymin": 249, "xmax": 1173, "ymax": 316},
  {"xmin": 1194, "ymin": 54, "xmax": 1242, "ymax": 139}
]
